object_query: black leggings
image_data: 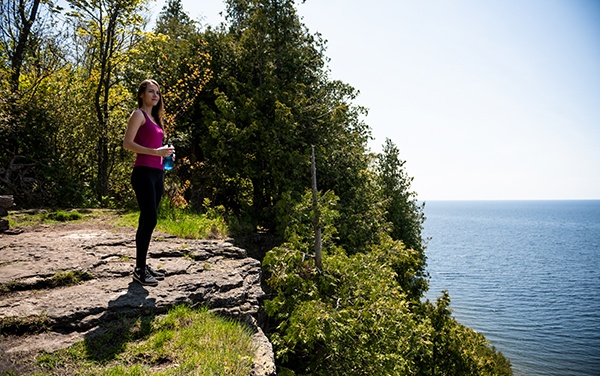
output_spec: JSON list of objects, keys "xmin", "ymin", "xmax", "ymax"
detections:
[{"xmin": 131, "ymin": 166, "xmax": 164, "ymax": 269}]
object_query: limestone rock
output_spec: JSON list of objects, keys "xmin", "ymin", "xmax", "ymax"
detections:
[{"xmin": 0, "ymin": 225, "xmax": 275, "ymax": 375}]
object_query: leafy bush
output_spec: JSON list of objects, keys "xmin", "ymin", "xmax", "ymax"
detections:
[
  {"xmin": 263, "ymin": 191, "xmax": 512, "ymax": 375},
  {"xmin": 264, "ymin": 242, "xmax": 512, "ymax": 375},
  {"xmin": 264, "ymin": 241, "xmax": 429, "ymax": 375}
]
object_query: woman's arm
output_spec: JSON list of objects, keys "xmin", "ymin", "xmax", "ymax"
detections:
[{"xmin": 123, "ymin": 110, "xmax": 173, "ymax": 157}]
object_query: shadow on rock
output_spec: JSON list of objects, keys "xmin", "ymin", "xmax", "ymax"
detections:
[{"xmin": 83, "ymin": 281, "xmax": 156, "ymax": 362}]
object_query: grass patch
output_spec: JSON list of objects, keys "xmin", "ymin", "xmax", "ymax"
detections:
[
  {"xmin": 7, "ymin": 210, "xmax": 46, "ymax": 227},
  {"xmin": 157, "ymin": 201, "xmax": 228, "ymax": 239},
  {"xmin": 8, "ymin": 206, "xmax": 228, "ymax": 241},
  {"xmin": 117, "ymin": 204, "xmax": 228, "ymax": 240},
  {"xmin": 0, "ymin": 271, "xmax": 93, "ymax": 296},
  {"xmin": 157, "ymin": 213, "xmax": 226, "ymax": 239},
  {"xmin": 46, "ymin": 210, "xmax": 82, "ymax": 222},
  {"xmin": 0, "ymin": 314, "xmax": 52, "ymax": 335},
  {"xmin": 7, "ymin": 209, "xmax": 119, "ymax": 227},
  {"xmin": 112, "ymin": 211, "xmax": 139, "ymax": 228},
  {"xmin": 49, "ymin": 271, "xmax": 93, "ymax": 288},
  {"xmin": 34, "ymin": 305, "xmax": 254, "ymax": 375}
]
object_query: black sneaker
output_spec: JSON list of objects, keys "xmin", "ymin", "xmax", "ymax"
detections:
[
  {"xmin": 133, "ymin": 267, "xmax": 158, "ymax": 286},
  {"xmin": 146, "ymin": 265, "xmax": 166, "ymax": 280}
]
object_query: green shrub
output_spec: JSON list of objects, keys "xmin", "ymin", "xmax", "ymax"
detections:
[
  {"xmin": 264, "ymin": 241, "xmax": 430, "ymax": 375},
  {"xmin": 46, "ymin": 211, "xmax": 82, "ymax": 222},
  {"xmin": 263, "ymin": 191, "xmax": 511, "ymax": 375},
  {"xmin": 264, "ymin": 242, "xmax": 512, "ymax": 375}
]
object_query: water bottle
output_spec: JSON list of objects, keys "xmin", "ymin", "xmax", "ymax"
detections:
[{"xmin": 163, "ymin": 143, "xmax": 174, "ymax": 171}]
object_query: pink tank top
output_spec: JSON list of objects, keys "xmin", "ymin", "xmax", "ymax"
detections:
[{"xmin": 133, "ymin": 110, "xmax": 164, "ymax": 170}]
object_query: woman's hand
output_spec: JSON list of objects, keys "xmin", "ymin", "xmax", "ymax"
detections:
[{"xmin": 157, "ymin": 145, "xmax": 175, "ymax": 159}]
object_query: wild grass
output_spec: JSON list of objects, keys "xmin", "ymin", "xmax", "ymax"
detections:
[
  {"xmin": 8, "ymin": 203, "xmax": 228, "ymax": 240},
  {"xmin": 117, "ymin": 202, "xmax": 228, "ymax": 240},
  {"xmin": 0, "ymin": 271, "xmax": 93, "ymax": 296},
  {"xmin": 7, "ymin": 209, "xmax": 116, "ymax": 227},
  {"xmin": 35, "ymin": 305, "xmax": 255, "ymax": 375}
]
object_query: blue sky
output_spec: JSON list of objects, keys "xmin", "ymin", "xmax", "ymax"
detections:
[{"xmin": 152, "ymin": 0, "xmax": 600, "ymax": 200}]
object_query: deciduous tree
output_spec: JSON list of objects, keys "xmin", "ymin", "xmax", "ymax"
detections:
[
  {"xmin": 133, "ymin": 0, "xmax": 213, "ymax": 207},
  {"xmin": 66, "ymin": 0, "xmax": 148, "ymax": 203},
  {"xmin": 0, "ymin": 0, "xmax": 41, "ymax": 92}
]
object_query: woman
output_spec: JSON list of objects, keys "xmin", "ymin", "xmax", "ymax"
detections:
[{"xmin": 123, "ymin": 79, "xmax": 175, "ymax": 286}]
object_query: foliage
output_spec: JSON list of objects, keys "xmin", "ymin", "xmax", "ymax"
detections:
[
  {"xmin": 189, "ymin": 0, "xmax": 318, "ymax": 225},
  {"xmin": 423, "ymin": 292, "xmax": 514, "ymax": 375},
  {"xmin": 0, "ymin": 91, "xmax": 88, "ymax": 207},
  {"xmin": 377, "ymin": 138, "xmax": 427, "ymax": 254},
  {"xmin": 35, "ymin": 305, "xmax": 255, "ymax": 375},
  {"xmin": 0, "ymin": 0, "xmax": 64, "ymax": 93},
  {"xmin": 187, "ymin": 0, "xmax": 385, "ymax": 249},
  {"xmin": 66, "ymin": 0, "xmax": 150, "ymax": 204},
  {"xmin": 264, "ymin": 241, "xmax": 512, "ymax": 375},
  {"xmin": 0, "ymin": 0, "xmax": 136, "ymax": 208},
  {"xmin": 263, "ymin": 187, "xmax": 511, "ymax": 375},
  {"xmin": 264, "ymin": 242, "xmax": 423, "ymax": 375},
  {"xmin": 276, "ymin": 189, "xmax": 340, "ymax": 254}
]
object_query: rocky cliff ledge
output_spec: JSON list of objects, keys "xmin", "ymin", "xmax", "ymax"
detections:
[{"xmin": 0, "ymin": 221, "xmax": 275, "ymax": 375}]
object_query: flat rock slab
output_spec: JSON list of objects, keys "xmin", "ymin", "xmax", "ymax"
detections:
[{"xmin": 0, "ymin": 223, "xmax": 275, "ymax": 375}]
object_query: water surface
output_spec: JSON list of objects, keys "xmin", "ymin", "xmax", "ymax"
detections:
[{"xmin": 424, "ymin": 200, "xmax": 600, "ymax": 376}]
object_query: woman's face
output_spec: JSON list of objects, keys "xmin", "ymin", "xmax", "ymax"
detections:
[{"xmin": 141, "ymin": 83, "xmax": 160, "ymax": 107}]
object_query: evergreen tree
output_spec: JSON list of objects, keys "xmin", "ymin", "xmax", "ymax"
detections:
[
  {"xmin": 191, "ymin": 0, "xmax": 386, "ymax": 251},
  {"xmin": 376, "ymin": 138, "xmax": 426, "ymax": 254},
  {"xmin": 376, "ymin": 138, "xmax": 428, "ymax": 295},
  {"xmin": 154, "ymin": 0, "xmax": 197, "ymax": 38}
]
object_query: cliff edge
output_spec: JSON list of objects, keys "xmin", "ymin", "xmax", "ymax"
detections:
[{"xmin": 0, "ymin": 219, "xmax": 275, "ymax": 375}]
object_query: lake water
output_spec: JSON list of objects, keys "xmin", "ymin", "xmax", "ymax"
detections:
[{"xmin": 423, "ymin": 200, "xmax": 600, "ymax": 376}]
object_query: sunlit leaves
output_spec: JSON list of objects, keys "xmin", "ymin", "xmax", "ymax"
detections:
[
  {"xmin": 264, "ymin": 231, "xmax": 511, "ymax": 375},
  {"xmin": 263, "ymin": 233, "xmax": 431, "ymax": 375},
  {"xmin": 125, "ymin": 0, "xmax": 215, "ymax": 208},
  {"xmin": 64, "ymin": 0, "xmax": 152, "ymax": 202},
  {"xmin": 160, "ymin": 52, "xmax": 212, "ymax": 136}
]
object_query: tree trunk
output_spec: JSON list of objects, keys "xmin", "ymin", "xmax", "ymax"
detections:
[
  {"xmin": 93, "ymin": 5, "xmax": 121, "ymax": 204},
  {"xmin": 10, "ymin": 0, "xmax": 41, "ymax": 92}
]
